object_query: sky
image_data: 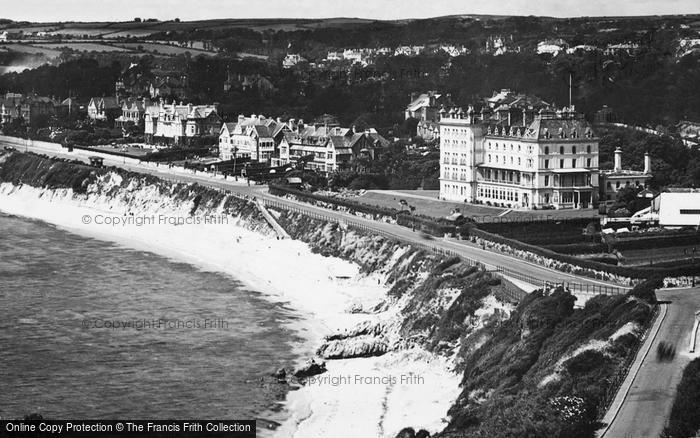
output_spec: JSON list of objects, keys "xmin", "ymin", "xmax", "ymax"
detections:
[{"xmin": 3, "ymin": 0, "xmax": 699, "ymax": 22}]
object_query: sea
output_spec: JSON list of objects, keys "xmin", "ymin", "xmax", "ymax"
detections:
[{"xmin": 0, "ymin": 212, "xmax": 300, "ymax": 426}]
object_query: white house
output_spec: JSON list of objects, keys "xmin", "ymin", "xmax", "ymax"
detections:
[{"xmin": 655, "ymin": 192, "xmax": 700, "ymax": 227}]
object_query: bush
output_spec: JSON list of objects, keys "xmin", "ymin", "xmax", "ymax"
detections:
[
  {"xmin": 663, "ymin": 358, "xmax": 700, "ymax": 438},
  {"xmin": 656, "ymin": 341, "xmax": 677, "ymax": 362}
]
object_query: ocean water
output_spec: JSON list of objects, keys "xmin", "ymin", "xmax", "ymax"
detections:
[{"xmin": 0, "ymin": 212, "xmax": 300, "ymax": 423}]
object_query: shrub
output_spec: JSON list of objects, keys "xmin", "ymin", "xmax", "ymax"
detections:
[{"xmin": 663, "ymin": 358, "xmax": 700, "ymax": 438}]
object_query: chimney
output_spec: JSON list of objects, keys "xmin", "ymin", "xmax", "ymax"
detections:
[
  {"xmin": 238, "ymin": 114, "xmax": 245, "ymax": 124},
  {"xmin": 644, "ymin": 152, "xmax": 651, "ymax": 174},
  {"xmin": 614, "ymin": 147, "xmax": 622, "ymax": 173}
]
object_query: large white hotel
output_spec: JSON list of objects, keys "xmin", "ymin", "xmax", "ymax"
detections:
[{"xmin": 439, "ymin": 106, "xmax": 599, "ymax": 209}]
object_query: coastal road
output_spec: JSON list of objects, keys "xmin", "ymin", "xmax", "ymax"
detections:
[
  {"xmin": 600, "ymin": 287, "xmax": 700, "ymax": 438},
  {"xmin": 4, "ymin": 138, "xmax": 629, "ymax": 291}
]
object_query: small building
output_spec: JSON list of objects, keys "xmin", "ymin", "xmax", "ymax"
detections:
[
  {"xmin": 87, "ymin": 97, "xmax": 120, "ymax": 121},
  {"xmin": 282, "ymin": 54, "xmax": 307, "ymax": 69},
  {"xmin": 599, "ymin": 148, "xmax": 652, "ymax": 203},
  {"xmin": 114, "ymin": 98, "xmax": 152, "ymax": 130},
  {"xmin": 654, "ymin": 191, "xmax": 700, "ymax": 227},
  {"xmin": 594, "ymin": 105, "xmax": 616, "ymax": 124}
]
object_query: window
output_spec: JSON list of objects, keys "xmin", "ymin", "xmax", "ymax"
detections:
[
  {"xmin": 545, "ymin": 176, "xmax": 550, "ymax": 186},
  {"xmin": 544, "ymin": 146, "xmax": 549, "ymax": 154},
  {"xmin": 572, "ymin": 146, "xmax": 577, "ymax": 154},
  {"xmin": 559, "ymin": 146, "xmax": 565, "ymax": 154},
  {"xmin": 560, "ymin": 159, "xmax": 565, "ymax": 168},
  {"xmin": 544, "ymin": 159, "xmax": 549, "ymax": 169},
  {"xmin": 572, "ymin": 159, "xmax": 576, "ymax": 168},
  {"xmin": 680, "ymin": 209, "xmax": 700, "ymax": 214},
  {"xmin": 587, "ymin": 158, "xmax": 592, "ymax": 167},
  {"xmin": 587, "ymin": 145, "xmax": 591, "ymax": 154}
]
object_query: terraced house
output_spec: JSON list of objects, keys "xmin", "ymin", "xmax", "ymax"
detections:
[{"xmin": 439, "ymin": 104, "xmax": 599, "ymax": 209}]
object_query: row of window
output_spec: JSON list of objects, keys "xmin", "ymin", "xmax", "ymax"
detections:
[
  {"xmin": 543, "ymin": 145, "xmax": 593, "ymax": 155},
  {"xmin": 486, "ymin": 142, "xmax": 594, "ymax": 155},
  {"xmin": 543, "ymin": 158, "xmax": 593, "ymax": 169},
  {"xmin": 487, "ymin": 142, "xmax": 533, "ymax": 154},
  {"xmin": 487, "ymin": 154, "xmax": 533, "ymax": 168},
  {"xmin": 478, "ymin": 187, "xmax": 520, "ymax": 202}
]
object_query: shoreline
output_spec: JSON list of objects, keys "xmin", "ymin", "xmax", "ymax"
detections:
[{"xmin": 0, "ymin": 178, "xmax": 461, "ymax": 438}]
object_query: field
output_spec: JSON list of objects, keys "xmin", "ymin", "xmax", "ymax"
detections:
[
  {"xmin": 0, "ymin": 43, "xmax": 61, "ymax": 58},
  {"xmin": 0, "ymin": 18, "xmax": 381, "ymax": 40},
  {"xmin": 114, "ymin": 42, "xmax": 218, "ymax": 57},
  {"xmin": 34, "ymin": 43, "xmax": 131, "ymax": 52}
]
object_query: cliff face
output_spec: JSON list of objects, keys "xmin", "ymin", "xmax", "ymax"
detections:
[
  {"xmin": 0, "ymin": 151, "xmax": 272, "ymax": 235},
  {"xmin": 272, "ymin": 208, "xmax": 513, "ymax": 362}
]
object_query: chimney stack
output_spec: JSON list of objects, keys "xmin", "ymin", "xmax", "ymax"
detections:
[
  {"xmin": 614, "ymin": 147, "xmax": 622, "ymax": 173},
  {"xmin": 644, "ymin": 152, "xmax": 651, "ymax": 174}
]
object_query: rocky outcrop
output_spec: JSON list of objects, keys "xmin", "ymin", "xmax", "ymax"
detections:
[
  {"xmin": 317, "ymin": 320, "xmax": 389, "ymax": 359},
  {"xmin": 317, "ymin": 336, "xmax": 389, "ymax": 359},
  {"xmin": 293, "ymin": 359, "xmax": 327, "ymax": 379}
]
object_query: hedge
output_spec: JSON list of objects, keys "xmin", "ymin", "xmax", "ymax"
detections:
[
  {"xmin": 471, "ymin": 228, "xmax": 700, "ymax": 279},
  {"xmin": 543, "ymin": 242, "xmax": 609, "ymax": 254},
  {"xmin": 610, "ymin": 232, "xmax": 700, "ymax": 251}
]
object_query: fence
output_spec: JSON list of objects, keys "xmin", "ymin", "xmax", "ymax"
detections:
[
  {"xmin": 596, "ymin": 304, "xmax": 661, "ymax": 422},
  {"xmin": 261, "ymin": 197, "xmax": 627, "ymax": 301}
]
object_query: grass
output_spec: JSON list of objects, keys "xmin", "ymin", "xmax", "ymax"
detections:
[
  {"xmin": 0, "ymin": 43, "xmax": 61, "ymax": 58},
  {"xmin": 357, "ymin": 190, "xmax": 505, "ymax": 219},
  {"xmin": 33, "ymin": 43, "xmax": 132, "ymax": 52},
  {"xmin": 114, "ymin": 42, "xmax": 218, "ymax": 56}
]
